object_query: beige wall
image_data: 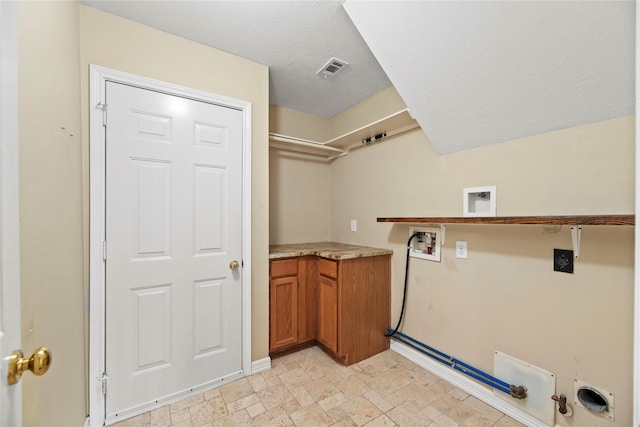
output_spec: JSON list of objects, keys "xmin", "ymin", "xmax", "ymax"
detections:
[
  {"xmin": 269, "ymin": 105, "xmax": 331, "ymax": 244},
  {"xmin": 269, "ymin": 86, "xmax": 635, "ymax": 425},
  {"xmin": 269, "ymin": 149, "xmax": 331, "ymax": 244},
  {"xmin": 18, "ymin": 2, "xmax": 270, "ymax": 424},
  {"xmin": 327, "ymin": 86, "xmax": 405, "ymax": 140},
  {"xmin": 270, "ymin": 104, "xmax": 328, "ymax": 142},
  {"xmin": 18, "ymin": 2, "xmax": 86, "ymax": 425},
  {"xmin": 328, "ymin": 93, "xmax": 634, "ymax": 426}
]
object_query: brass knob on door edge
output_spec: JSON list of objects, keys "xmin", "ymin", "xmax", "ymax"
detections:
[
  {"xmin": 7, "ymin": 347, "xmax": 52, "ymax": 385},
  {"xmin": 229, "ymin": 260, "xmax": 240, "ymax": 270}
]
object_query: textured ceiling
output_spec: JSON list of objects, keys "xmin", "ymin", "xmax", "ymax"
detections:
[
  {"xmin": 81, "ymin": 0, "xmax": 391, "ymax": 119},
  {"xmin": 344, "ymin": 0, "xmax": 635, "ymax": 154},
  {"xmin": 82, "ymin": 0, "xmax": 635, "ymax": 154}
]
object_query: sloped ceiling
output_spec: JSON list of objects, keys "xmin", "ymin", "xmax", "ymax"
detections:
[
  {"xmin": 344, "ymin": 0, "xmax": 635, "ymax": 154},
  {"xmin": 82, "ymin": 1, "xmax": 634, "ymax": 154}
]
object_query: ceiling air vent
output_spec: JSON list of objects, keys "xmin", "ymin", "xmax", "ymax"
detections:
[{"xmin": 317, "ymin": 57, "xmax": 349, "ymax": 79}]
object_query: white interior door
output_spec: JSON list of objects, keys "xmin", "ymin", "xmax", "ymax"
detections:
[
  {"xmin": 104, "ymin": 81, "xmax": 243, "ymax": 421},
  {"xmin": 0, "ymin": 1, "xmax": 22, "ymax": 425}
]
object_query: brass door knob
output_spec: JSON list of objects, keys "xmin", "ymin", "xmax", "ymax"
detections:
[
  {"xmin": 229, "ymin": 260, "xmax": 240, "ymax": 270},
  {"xmin": 7, "ymin": 347, "xmax": 52, "ymax": 385}
]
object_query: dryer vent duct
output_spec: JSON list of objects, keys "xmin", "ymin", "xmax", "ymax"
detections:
[
  {"xmin": 574, "ymin": 379, "xmax": 615, "ymax": 421},
  {"xmin": 317, "ymin": 57, "xmax": 349, "ymax": 79}
]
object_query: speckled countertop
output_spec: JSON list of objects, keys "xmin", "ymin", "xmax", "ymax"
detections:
[{"xmin": 269, "ymin": 242, "xmax": 393, "ymax": 260}]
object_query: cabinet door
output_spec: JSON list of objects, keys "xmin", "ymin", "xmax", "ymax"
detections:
[
  {"xmin": 270, "ymin": 275, "xmax": 298, "ymax": 351},
  {"xmin": 317, "ymin": 275, "xmax": 338, "ymax": 353}
]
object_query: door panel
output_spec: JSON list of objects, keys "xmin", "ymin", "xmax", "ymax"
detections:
[
  {"xmin": 134, "ymin": 159, "xmax": 171, "ymax": 257},
  {"xmin": 193, "ymin": 279, "xmax": 223, "ymax": 356},
  {"xmin": 194, "ymin": 165, "xmax": 223, "ymax": 253},
  {"xmin": 105, "ymin": 82, "xmax": 243, "ymax": 418},
  {"xmin": 133, "ymin": 286, "xmax": 171, "ymax": 372}
]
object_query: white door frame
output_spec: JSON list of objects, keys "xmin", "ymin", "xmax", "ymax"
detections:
[
  {"xmin": 0, "ymin": 1, "xmax": 22, "ymax": 425},
  {"xmin": 87, "ymin": 65, "xmax": 252, "ymax": 426}
]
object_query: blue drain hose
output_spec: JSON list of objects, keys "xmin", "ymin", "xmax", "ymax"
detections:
[{"xmin": 387, "ymin": 328, "xmax": 513, "ymax": 395}]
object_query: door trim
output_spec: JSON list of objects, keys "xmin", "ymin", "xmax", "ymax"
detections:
[{"xmin": 88, "ymin": 65, "xmax": 252, "ymax": 426}]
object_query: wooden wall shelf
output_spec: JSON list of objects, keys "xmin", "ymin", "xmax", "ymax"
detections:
[{"xmin": 377, "ymin": 215, "xmax": 635, "ymax": 226}]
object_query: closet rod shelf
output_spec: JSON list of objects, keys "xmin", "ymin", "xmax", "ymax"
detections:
[
  {"xmin": 269, "ymin": 109, "xmax": 419, "ymax": 161},
  {"xmin": 377, "ymin": 215, "xmax": 635, "ymax": 226}
]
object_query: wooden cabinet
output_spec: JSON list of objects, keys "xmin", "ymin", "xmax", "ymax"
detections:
[
  {"xmin": 269, "ymin": 252, "xmax": 391, "ymax": 365},
  {"xmin": 269, "ymin": 257, "xmax": 317, "ymax": 353},
  {"xmin": 321, "ymin": 255, "xmax": 391, "ymax": 365}
]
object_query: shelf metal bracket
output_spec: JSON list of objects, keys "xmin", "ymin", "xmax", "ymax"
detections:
[
  {"xmin": 440, "ymin": 224, "xmax": 446, "ymax": 246},
  {"xmin": 571, "ymin": 226, "xmax": 582, "ymax": 258}
]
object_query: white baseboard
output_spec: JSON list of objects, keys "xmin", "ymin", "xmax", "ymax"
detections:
[
  {"xmin": 390, "ymin": 341, "xmax": 549, "ymax": 427},
  {"xmin": 251, "ymin": 356, "xmax": 271, "ymax": 375}
]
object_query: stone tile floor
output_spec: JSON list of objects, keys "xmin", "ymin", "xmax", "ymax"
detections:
[{"xmin": 112, "ymin": 346, "xmax": 525, "ymax": 427}]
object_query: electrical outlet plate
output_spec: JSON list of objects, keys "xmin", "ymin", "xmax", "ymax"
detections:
[
  {"xmin": 409, "ymin": 226, "xmax": 441, "ymax": 262},
  {"xmin": 554, "ymin": 249, "xmax": 574, "ymax": 273},
  {"xmin": 456, "ymin": 241, "xmax": 468, "ymax": 259}
]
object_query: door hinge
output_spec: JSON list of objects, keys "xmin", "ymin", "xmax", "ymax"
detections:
[
  {"xmin": 98, "ymin": 373, "xmax": 109, "ymax": 395},
  {"xmin": 102, "ymin": 241, "xmax": 107, "ymax": 261},
  {"xmin": 97, "ymin": 102, "xmax": 107, "ymax": 126}
]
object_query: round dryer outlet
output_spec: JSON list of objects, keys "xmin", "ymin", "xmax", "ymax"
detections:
[{"xmin": 573, "ymin": 379, "xmax": 614, "ymax": 421}]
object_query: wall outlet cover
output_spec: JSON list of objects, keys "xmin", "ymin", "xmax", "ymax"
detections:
[
  {"xmin": 456, "ymin": 241, "xmax": 468, "ymax": 259},
  {"xmin": 554, "ymin": 249, "xmax": 574, "ymax": 273}
]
